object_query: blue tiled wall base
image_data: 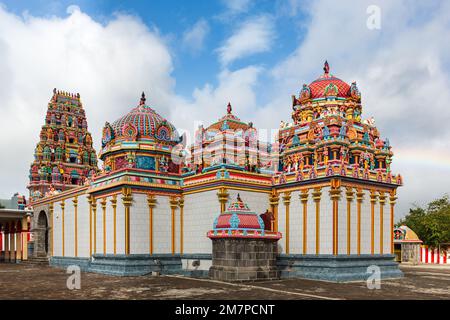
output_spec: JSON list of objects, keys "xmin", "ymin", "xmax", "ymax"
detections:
[
  {"xmin": 89, "ymin": 254, "xmax": 183, "ymax": 276},
  {"xmin": 50, "ymin": 254, "xmax": 183, "ymax": 276},
  {"xmin": 277, "ymin": 254, "xmax": 403, "ymax": 282},
  {"xmin": 50, "ymin": 256, "xmax": 91, "ymax": 271}
]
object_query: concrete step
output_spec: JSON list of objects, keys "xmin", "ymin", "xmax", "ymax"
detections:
[{"xmin": 20, "ymin": 257, "xmax": 50, "ymax": 266}]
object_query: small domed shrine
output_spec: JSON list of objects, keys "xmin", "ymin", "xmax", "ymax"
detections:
[
  {"xmin": 27, "ymin": 89, "xmax": 98, "ymax": 201},
  {"xmin": 208, "ymin": 194, "xmax": 281, "ymax": 282},
  {"xmin": 393, "ymin": 225, "xmax": 422, "ymax": 264}
]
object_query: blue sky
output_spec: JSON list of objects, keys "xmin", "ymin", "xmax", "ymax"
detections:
[
  {"xmin": 0, "ymin": 0, "xmax": 449, "ymax": 219},
  {"xmin": 0, "ymin": 0, "xmax": 305, "ymax": 98}
]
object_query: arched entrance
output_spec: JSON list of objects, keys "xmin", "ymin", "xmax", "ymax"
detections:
[{"xmin": 35, "ymin": 211, "xmax": 49, "ymax": 257}]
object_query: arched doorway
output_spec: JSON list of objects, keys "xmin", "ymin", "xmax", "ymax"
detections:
[{"xmin": 35, "ymin": 211, "xmax": 49, "ymax": 257}]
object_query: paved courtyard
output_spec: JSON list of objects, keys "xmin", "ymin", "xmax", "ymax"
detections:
[{"xmin": 0, "ymin": 263, "xmax": 449, "ymax": 300}]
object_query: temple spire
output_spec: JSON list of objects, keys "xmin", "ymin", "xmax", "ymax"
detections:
[
  {"xmin": 140, "ymin": 92, "xmax": 146, "ymax": 105},
  {"xmin": 323, "ymin": 60, "xmax": 330, "ymax": 74}
]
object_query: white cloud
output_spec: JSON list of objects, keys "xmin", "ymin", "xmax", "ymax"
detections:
[
  {"xmin": 182, "ymin": 19, "xmax": 209, "ymax": 54},
  {"xmin": 0, "ymin": 6, "xmax": 175, "ymax": 198},
  {"xmin": 217, "ymin": 15, "xmax": 275, "ymax": 66},
  {"xmin": 170, "ymin": 66, "xmax": 263, "ymax": 141},
  {"xmin": 222, "ymin": 0, "xmax": 253, "ymax": 14}
]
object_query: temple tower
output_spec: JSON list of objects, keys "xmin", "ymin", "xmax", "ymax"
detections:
[{"xmin": 28, "ymin": 89, "xmax": 98, "ymax": 201}]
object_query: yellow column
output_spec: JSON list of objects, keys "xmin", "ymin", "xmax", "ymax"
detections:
[
  {"xmin": 110, "ymin": 195, "xmax": 117, "ymax": 255},
  {"xmin": 300, "ymin": 190, "xmax": 309, "ymax": 254},
  {"xmin": 346, "ymin": 187, "xmax": 354, "ymax": 255},
  {"xmin": 87, "ymin": 196, "xmax": 93, "ymax": 256},
  {"xmin": 60, "ymin": 200, "xmax": 65, "ymax": 257},
  {"xmin": 122, "ymin": 187, "xmax": 133, "ymax": 255},
  {"xmin": 179, "ymin": 196, "xmax": 185, "ymax": 255},
  {"xmin": 147, "ymin": 194, "xmax": 157, "ymax": 255},
  {"xmin": 356, "ymin": 189, "xmax": 364, "ymax": 255},
  {"xmin": 49, "ymin": 203, "xmax": 54, "ymax": 257},
  {"xmin": 92, "ymin": 197, "xmax": 97, "ymax": 254},
  {"xmin": 170, "ymin": 197, "xmax": 179, "ymax": 255},
  {"xmin": 379, "ymin": 192, "xmax": 386, "ymax": 255},
  {"xmin": 370, "ymin": 191, "xmax": 378, "ymax": 255},
  {"xmin": 329, "ymin": 180, "xmax": 341, "ymax": 255},
  {"xmin": 73, "ymin": 196, "xmax": 78, "ymax": 257},
  {"xmin": 283, "ymin": 192, "xmax": 291, "ymax": 254},
  {"xmin": 217, "ymin": 188, "xmax": 229, "ymax": 213},
  {"xmin": 312, "ymin": 188, "xmax": 322, "ymax": 255},
  {"xmin": 389, "ymin": 190, "xmax": 397, "ymax": 254},
  {"xmin": 269, "ymin": 191, "xmax": 280, "ymax": 232},
  {"xmin": 101, "ymin": 198, "xmax": 107, "ymax": 255},
  {"xmin": 21, "ymin": 217, "xmax": 28, "ymax": 261}
]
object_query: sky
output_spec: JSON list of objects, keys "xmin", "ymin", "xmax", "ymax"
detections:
[{"xmin": 0, "ymin": 0, "xmax": 449, "ymax": 221}]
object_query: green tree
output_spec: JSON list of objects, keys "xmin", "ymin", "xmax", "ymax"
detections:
[{"xmin": 398, "ymin": 195, "xmax": 450, "ymax": 247}]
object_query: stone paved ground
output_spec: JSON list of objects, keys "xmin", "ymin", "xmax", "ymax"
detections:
[{"xmin": 0, "ymin": 263, "xmax": 449, "ymax": 300}]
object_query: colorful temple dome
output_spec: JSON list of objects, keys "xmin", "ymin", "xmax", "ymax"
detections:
[
  {"xmin": 109, "ymin": 92, "xmax": 178, "ymax": 144},
  {"xmin": 99, "ymin": 92, "xmax": 182, "ymax": 175},
  {"xmin": 207, "ymin": 194, "xmax": 281, "ymax": 240},
  {"xmin": 308, "ymin": 74, "xmax": 351, "ymax": 99},
  {"xmin": 295, "ymin": 61, "xmax": 360, "ymax": 103}
]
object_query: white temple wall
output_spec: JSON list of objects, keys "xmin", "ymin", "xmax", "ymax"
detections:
[
  {"xmin": 116, "ymin": 200, "xmax": 125, "ymax": 254},
  {"xmin": 288, "ymin": 190, "xmax": 302, "ymax": 255},
  {"xmin": 53, "ymin": 202, "xmax": 62, "ymax": 256},
  {"xmin": 153, "ymin": 196, "xmax": 171, "ymax": 254},
  {"xmin": 374, "ymin": 197, "xmax": 380, "ymax": 254},
  {"xmin": 183, "ymin": 190, "xmax": 218, "ymax": 254},
  {"xmin": 130, "ymin": 193, "xmax": 150, "ymax": 254},
  {"xmin": 95, "ymin": 198, "xmax": 104, "ymax": 255},
  {"xmin": 350, "ymin": 197, "xmax": 358, "ymax": 255},
  {"xmin": 383, "ymin": 201, "xmax": 391, "ymax": 254},
  {"xmin": 77, "ymin": 195, "xmax": 90, "ymax": 257},
  {"xmin": 105, "ymin": 196, "xmax": 114, "ymax": 255},
  {"xmin": 338, "ymin": 194, "xmax": 347, "ymax": 255},
  {"xmin": 360, "ymin": 190, "xmax": 371, "ymax": 254},
  {"xmin": 64, "ymin": 201, "xmax": 75, "ymax": 257},
  {"xmin": 306, "ymin": 192, "xmax": 316, "ymax": 254},
  {"xmin": 319, "ymin": 186, "xmax": 333, "ymax": 255}
]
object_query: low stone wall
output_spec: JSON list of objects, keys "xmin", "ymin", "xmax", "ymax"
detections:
[
  {"xmin": 50, "ymin": 254, "xmax": 182, "ymax": 276},
  {"xmin": 49, "ymin": 252, "xmax": 403, "ymax": 282},
  {"xmin": 209, "ymin": 238, "xmax": 279, "ymax": 282},
  {"xmin": 277, "ymin": 254, "xmax": 403, "ymax": 282}
]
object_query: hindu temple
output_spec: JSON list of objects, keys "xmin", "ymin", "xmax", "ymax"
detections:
[
  {"xmin": 27, "ymin": 89, "xmax": 99, "ymax": 201},
  {"xmin": 19, "ymin": 62, "xmax": 403, "ymax": 282}
]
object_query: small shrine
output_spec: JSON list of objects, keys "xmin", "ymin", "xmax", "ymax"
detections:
[
  {"xmin": 393, "ymin": 225, "xmax": 422, "ymax": 264},
  {"xmin": 207, "ymin": 195, "xmax": 282, "ymax": 282}
]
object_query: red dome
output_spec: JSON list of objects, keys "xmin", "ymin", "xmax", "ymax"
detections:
[{"xmin": 309, "ymin": 74, "xmax": 351, "ymax": 99}]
